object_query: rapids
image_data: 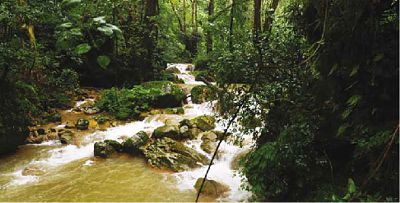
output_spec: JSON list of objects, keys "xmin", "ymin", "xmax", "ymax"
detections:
[{"xmin": 0, "ymin": 64, "xmax": 252, "ymax": 202}]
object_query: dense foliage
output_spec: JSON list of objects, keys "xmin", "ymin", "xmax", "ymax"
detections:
[{"xmin": 0, "ymin": 0, "xmax": 398, "ymax": 201}]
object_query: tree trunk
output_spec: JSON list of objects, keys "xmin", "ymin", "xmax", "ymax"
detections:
[
  {"xmin": 183, "ymin": 0, "xmax": 186, "ymax": 33},
  {"xmin": 229, "ymin": 0, "xmax": 235, "ymax": 51},
  {"xmin": 143, "ymin": 0, "xmax": 159, "ymax": 80},
  {"xmin": 253, "ymin": 0, "xmax": 262, "ymax": 35},
  {"xmin": 263, "ymin": 0, "xmax": 279, "ymax": 33},
  {"xmin": 206, "ymin": 0, "xmax": 214, "ymax": 53}
]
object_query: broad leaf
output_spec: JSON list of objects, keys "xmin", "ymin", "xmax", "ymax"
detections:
[
  {"xmin": 97, "ymin": 26, "xmax": 113, "ymax": 36},
  {"xmin": 75, "ymin": 43, "xmax": 91, "ymax": 55},
  {"xmin": 97, "ymin": 55, "xmax": 110, "ymax": 69}
]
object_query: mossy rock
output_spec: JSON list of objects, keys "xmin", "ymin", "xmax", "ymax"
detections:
[
  {"xmin": 94, "ymin": 141, "xmax": 115, "ymax": 158},
  {"xmin": 191, "ymin": 115, "xmax": 216, "ymax": 131},
  {"xmin": 194, "ymin": 178, "xmax": 230, "ymax": 198},
  {"xmin": 164, "ymin": 107, "xmax": 185, "ymax": 115},
  {"xmin": 201, "ymin": 140, "xmax": 216, "ymax": 154},
  {"xmin": 104, "ymin": 140, "xmax": 123, "ymax": 152},
  {"xmin": 191, "ymin": 85, "xmax": 217, "ymax": 104},
  {"xmin": 122, "ymin": 131, "xmax": 149, "ymax": 155},
  {"xmin": 58, "ymin": 130, "xmax": 74, "ymax": 144},
  {"xmin": 142, "ymin": 81, "xmax": 186, "ymax": 108},
  {"xmin": 76, "ymin": 118, "xmax": 89, "ymax": 130},
  {"xmin": 152, "ymin": 125, "xmax": 181, "ymax": 140},
  {"xmin": 165, "ymin": 66, "xmax": 181, "ymax": 74},
  {"xmin": 142, "ymin": 137, "xmax": 209, "ymax": 172}
]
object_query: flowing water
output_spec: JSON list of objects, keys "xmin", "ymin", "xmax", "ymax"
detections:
[{"xmin": 0, "ymin": 64, "xmax": 252, "ymax": 202}]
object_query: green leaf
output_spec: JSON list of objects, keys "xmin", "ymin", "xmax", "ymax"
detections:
[
  {"xmin": 59, "ymin": 22, "xmax": 73, "ymax": 28},
  {"xmin": 329, "ymin": 64, "xmax": 338, "ymax": 76},
  {"xmin": 97, "ymin": 55, "xmax": 110, "ymax": 69},
  {"xmin": 373, "ymin": 53, "xmax": 384, "ymax": 62},
  {"xmin": 347, "ymin": 95, "xmax": 362, "ymax": 107},
  {"xmin": 97, "ymin": 26, "xmax": 113, "ymax": 36},
  {"xmin": 348, "ymin": 178, "xmax": 356, "ymax": 194},
  {"xmin": 106, "ymin": 24, "xmax": 122, "ymax": 34},
  {"xmin": 349, "ymin": 65, "xmax": 359, "ymax": 77},
  {"xmin": 93, "ymin": 16, "xmax": 106, "ymax": 24},
  {"xmin": 61, "ymin": 0, "xmax": 81, "ymax": 9},
  {"xmin": 70, "ymin": 28, "xmax": 83, "ymax": 36},
  {"xmin": 74, "ymin": 43, "xmax": 91, "ymax": 55}
]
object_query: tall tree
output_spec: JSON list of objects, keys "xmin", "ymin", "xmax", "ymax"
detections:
[
  {"xmin": 142, "ymin": 0, "xmax": 159, "ymax": 80},
  {"xmin": 253, "ymin": 0, "xmax": 262, "ymax": 35},
  {"xmin": 206, "ymin": 0, "xmax": 214, "ymax": 53}
]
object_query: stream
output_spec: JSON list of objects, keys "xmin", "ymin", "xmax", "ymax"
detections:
[{"xmin": 0, "ymin": 64, "xmax": 252, "ymax": 202}]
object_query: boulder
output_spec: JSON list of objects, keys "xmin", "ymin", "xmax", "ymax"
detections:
[
  {"xmin": 152, "ymin": 125, "xmax": 180, "ymax": 140},
  {"xmin": 179, "ymin": 119, "xmax": 202, "ymax": 139},
  {"xmin": 79, "ymin": 101, "xmax": 100, "ymax": 115},
  {"xmin": 200, "ymin": 131, "xmax": 218, "ymax": 154},
  {"xmin": 104, "ymin": 140, "xmax": 123, "ymax": 152},
  {"xmin": 191, "ymin": 85, "xmax": 217, "ymax": 104},
  {"xmin": 76, "ymin": 118, "xmax": 89, "ymax": 130},
  {"xmin": 142, "ymin": 137, "xmax": 209, "ymax": 172},
  {"xmin": 164, "ymin": 107, "xmax": 184, "ymax": 115},
  {"xmin": 58, "ymin": 130, "xmax": 74, "ymax": 144},
  {"xmin": 94, "ymin": 141, "xmax": 115, "ymax": 158},
  {"xmin": 37, "ymin": 128, "xmax": 46, "ymax": 135},
  {"xmin": 165, "ymin": 66, "xmax": 181, "ymax": 74},
  {"xmin": 142, "ymin": 81, "xmax": 186, "ymax": 108},
  {"xmin": 194, "ymin": 178, "xmax": 230, "ymax": 198},
  {"xmin": 191, "ymin": 115, "xmax": 216, "ymax": 131},
  {"xmin": 200, "ymin": 131, "xmax": 218, "ymax": 142},
  {"xmin": 122, "ymin": 131, "xmax": 150, "ymax": 155},
  {"xmin": 201, "ymin": 140, "xmax": 216, "ymax": 154}
]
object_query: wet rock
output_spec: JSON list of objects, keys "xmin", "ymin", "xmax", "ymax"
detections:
[
  {"xmin": 191, "ymin": 85, "xmax": 217, "ymax": 104},
  {"xmin": 191, "ymin": 115, "xmax": 216, "ymax": 131},
  {"xmin": 150, "ymin": 109, "xmax": 162, "ymax": 115},
  {"xmin": 104, "ymin": 140, "xmax": 123, "ymax": 152},
  {"xmin": 201, "ymin": 140, "xmax": 216, "ymax": 154},
  {"xmin": 165, "ymin": 66, "xmax": 181, "ymax": 74},
  {"xmin": 194, "ymin": 178, "xmax": 230, "ymax": 198},
  {"xmin": 94, "ymin": 142, "xmax": 115, "ymax": 158},
  {"xmin": 231, "ymin": 150, "xmax": 250, "ymax": 170},
  {"xmin": 200, "ymin": 131, "xmax": 218, "ymax": 142},
  {"xmin": 75, "ymin": 118, "xmax": 89, "ymax": 130},
  {"xmin": 164, "ymin": 107, "xmax": 184, "ymax": 114},
  {"xmin": 178, "ymin": 119, "xmax": 202, "ymax": 139},
  {"xmin": 186, "ymin": 64, "xmax": 194, "ymax": 71},
  {"xmin": 142, "ymin": 81, "xmax": 186, "ymax": 108},
  {"xmin": 79, "ymin": 101, "xmax": 100, "ymax": 115},
  {"xmin": 152, "ymin": 125, "xmax": 180, "ymax": 140},
  {"xmin": 22, "ymin": 165, "xmax": 45, "ymax": 176},
  {"xmin": 37, "ymin": 128, "xmax": 46, "ymax": 135},
  {"xmin": 200, "ymin": 131, "xmax": 218, "ymax": 154},
  {"xmin": 142, "ymin": 137, "xmax": 209, "ymax": 172},
  {"xmin": 58, "ymin": 130, "xmax": 74, "ymax": 144},
  {"xmin": 64, "ymin": 122, "xmax": 75, "ymax": 129},
  {"xmin": 122, "ymin": 131, "xmax": 150, "ymax": 155}
]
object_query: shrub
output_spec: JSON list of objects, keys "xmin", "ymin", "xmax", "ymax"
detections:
[{"xmin": 96, "ymin": 81, "xmax": 186, "ymax": 120}]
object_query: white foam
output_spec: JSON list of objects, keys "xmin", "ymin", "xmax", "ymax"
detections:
[
  {"xmin": 82, "ymin": 160, "xmax": 94, "ymax": 167},
  {"xmin": 27, "ymin": 140, "xmax": 61, "ymax": 146},
  {"xmin": 6, "ymin": 170, "xmax": 39, "ymax": 187},
  {"xmin": 174, "ymin": 141, "xmax": 252, "ymax": 202}
]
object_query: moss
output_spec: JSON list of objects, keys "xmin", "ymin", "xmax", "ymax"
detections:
[
  {"xmin": 190, "ymin": 85, "xmax": 217, "ymax": 104},
  {"xmin": 191, "ymin": 115, "xmax": 216, "ymax": 131}
]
